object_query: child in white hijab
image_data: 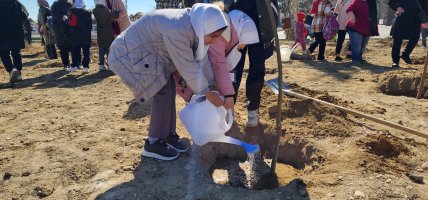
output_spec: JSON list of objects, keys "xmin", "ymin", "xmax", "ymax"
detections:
[
  {"xmin": 174, "ymin": 8, "xmax": 259, "ymax": 115},
  {"xmin": 108, "ymin": 3, "xmax": 228, "ymax": 161}
]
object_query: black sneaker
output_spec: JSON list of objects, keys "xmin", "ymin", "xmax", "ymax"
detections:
[
  {"xmin": 141, "ymin": 139, "xmax": 179, "ymax": 161},
  {"xmin": 317, "ymin": 56, "xmax": 326, "ymax": 61},
  {"xmin": 391, "ymin": 63, "xmax": 400, "ymax": 68},
  {"xmin": 400, "ymin": 55, "xmax": 413, "ymax": 64},
  {"xmin": 165, "ymin": 132, "xmax": 189, "ymax": 153}
]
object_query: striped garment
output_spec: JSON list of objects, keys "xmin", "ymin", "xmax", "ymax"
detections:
[{"xmin": 311, "ymin": 1, "xmax": 332, "ymax": 33}]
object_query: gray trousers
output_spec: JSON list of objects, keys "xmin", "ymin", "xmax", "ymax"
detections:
[{"xmin": 148, "ymin": 76, "xmax": 176, "ymax": 139}]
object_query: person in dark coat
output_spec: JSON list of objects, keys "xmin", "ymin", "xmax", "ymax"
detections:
[
  {"xmin": 93, "ymin": 0, "xmax": 117, "ymax": 71},
  {"xmin": 0, "ymin": 0, "xmax": 28, "ymax": 83},
  {"xmin": 38, "ymin": 0, "xmax": 58, "ymax": 59},
  {"xmin": 389, "ymin": 0, "xmax": 428, "ymax": 68},
  {"xmin": 51, "ymin": 0, "xmax": 72, "ymax": 69},
  {"xmin": 67, "ymin": 0, "xmax": 92, "ymax": 73},
  {"xmin": 227, "ymin": 0, "xmax": 278, "ymax": 127},
  {"xmin": 23, "ymin": 18, "xmax": 33, "ymax": 45}
]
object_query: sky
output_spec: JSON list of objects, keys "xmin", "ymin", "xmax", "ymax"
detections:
[{"xmin": 21, "ymin": 0, "xmax": 156, "ymax": 20}]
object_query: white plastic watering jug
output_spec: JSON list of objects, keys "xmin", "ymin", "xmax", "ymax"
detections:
[
  {"xmin": 179, "ymin": 95, "xmax": 260, "ymax": 153},
  {"xmin": 280, "ymin": 45, "xmax": 297, "ymax": 61}
]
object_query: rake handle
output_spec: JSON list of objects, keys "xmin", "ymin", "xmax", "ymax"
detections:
[{"xmin": 416, "ymin": 50, "xmax": 428, "ymax": 99}]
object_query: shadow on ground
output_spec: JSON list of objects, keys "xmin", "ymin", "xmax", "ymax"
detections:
[
  {"xmin": 123, "ymin": 101, "xmax": 151, "ymax": 120},
  {"xmin": 285, "ymin": 53, "xmax": 420, "ymax": 81},
  {"xmin": 0, "ymin": 69, "xmax": 114, "ymax": 90},
  {"xmin": 95, "ymin": 150, "xmax": 310, "ymax": 199}
]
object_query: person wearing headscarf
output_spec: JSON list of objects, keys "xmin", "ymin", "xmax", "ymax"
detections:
[
  {"xmin": 173, "ymin": 7, "xmax": 259, "ymax": 114},
  {"xmin": 108, "ymin": 3, "xmax": 228, "ymax": 161},
  {"xmin": 105, "ymin": 0, "xmax": 131, "ymax": 34},
  {"xmin": 38, "ymin": 0, "xmax": 58, "ymax": 59},
  {"xmin": 0, "ymin": 0, "xmax": 28, "ymax": 83},
  {"xmin": 67, "ymin": 0, "xmax": 92, "ymax": 73},
  {"xmin": 93, "ymin": 0, "xmax": 117, "ymax": 71},
  {"xmin": 51, "ymin": 0, "xmax": 72, "ymax": 69}
]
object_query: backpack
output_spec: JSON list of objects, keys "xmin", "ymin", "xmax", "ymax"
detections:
[
  {"xmin": 40, "ymin": 6, "xmax": 53, "ymax": 30},
  {"xmin": 323, "ymin": 13, "xmax": 339, "ymax": 41},
  {"xmin": 46, "ymin": 16, "xmax": 54, "ymax": 30}
]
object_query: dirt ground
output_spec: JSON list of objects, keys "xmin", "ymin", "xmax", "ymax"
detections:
[{"xmin": 0, "ymin": 38, "xmax": 427, "ymax": 200}]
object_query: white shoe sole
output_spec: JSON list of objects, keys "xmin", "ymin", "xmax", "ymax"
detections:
[
  {"xmin": 141, "ymin": 149, "xmax": 179, "ymax": 161},
  {"xmin": 9, "ymin": 70, "xmax": 19, "ymax": 83},
  {"xmin": 246, "ymin": 121, "xmax": 259, "ymax": 128},
  {"xmin": 167, "ymin": 143, "xmax": 189, "ymax": 153}
]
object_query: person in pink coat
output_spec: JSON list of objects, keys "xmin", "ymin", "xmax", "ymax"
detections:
[
  {"xmin": 174, "ymin": 9, "xmax": 259, "ymax": 115},
  {"xmin": 293, "ymin": 11, "xmax": 307, "ymax": 52},
  {"xmin": 105, "ymin": 0, "xmax": 131, "ymax": 34}
]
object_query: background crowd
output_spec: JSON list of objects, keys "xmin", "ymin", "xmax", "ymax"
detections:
[{"xmin": 289, "ymin": 0, "xmax": 428, "ymax": 69}]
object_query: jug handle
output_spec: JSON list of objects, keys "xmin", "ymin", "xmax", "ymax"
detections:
[{"xmin": 225, "ymin": 109, "xmax": 233, "ymax": 131}]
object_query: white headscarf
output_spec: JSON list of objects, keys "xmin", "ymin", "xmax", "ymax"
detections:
[
  {"xmin": 229, "ymin": 10, "xmax": 259, "ymax": 45},
  {"xmin": 189, "ymin": 3, "xmax": 228, "ymax": 61},
  {"xmin": 73, "ymin": 0, "xmax": 86, "ymax": 9},
  {"xmin": 94, "ymin": 0, "xmax": 106, "ymax": 6},
  {"xmin": 225, "ymin": 10, "xmax": 259, "ymax": 71}
]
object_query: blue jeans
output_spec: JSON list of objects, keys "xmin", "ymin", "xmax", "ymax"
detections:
[{"xmin": 348, "ymin": 30, "xmax": 369, "ymax": 61}]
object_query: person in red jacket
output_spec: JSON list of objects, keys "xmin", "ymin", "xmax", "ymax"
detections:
[
  {"xmin": 346, "ymin": 0, "xmax": 378, "ymax": 63},
  {"xmin": 293, "ymin": 12, "xmax": 307, "ymax": 52}
]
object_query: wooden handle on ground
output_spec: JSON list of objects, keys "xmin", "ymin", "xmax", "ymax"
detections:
[
  {"xmin": 283, "ymin": 90, "xmax": 428, "ymax": 139},
  {"xmin": 416, "ymin": 50, "xmax": 428, "ymax": 99}
]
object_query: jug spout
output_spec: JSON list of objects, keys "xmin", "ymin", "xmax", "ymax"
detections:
[
  {"xmin": 210, "ymin": 136, "xmax": 260, "ymax": 153},
  {"xmin": 241, "ymin": 142, "xmax": 260, "ymax": 153},
  {"xmin": 210, "ymin": 135, "xmax": 242, "ymax": 145}
]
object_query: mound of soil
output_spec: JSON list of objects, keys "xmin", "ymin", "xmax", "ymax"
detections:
[
  {"xmin": 355, "ymin": 132, "xmax": 414, "ymax": 175},
  {"xmin": 259, "ymin": 85, "xmax": 353, "ymax": 138},
  {"xmin": 379, "ymin": 71, "xmax": 427, "ymax": 98},
  {"xmin": 363, "ymin": 134, "xmax": 410, "ymax": 158},
  {"xmin": 375, "ymin": 37, "xmax": 393, "ymax": 47}
]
